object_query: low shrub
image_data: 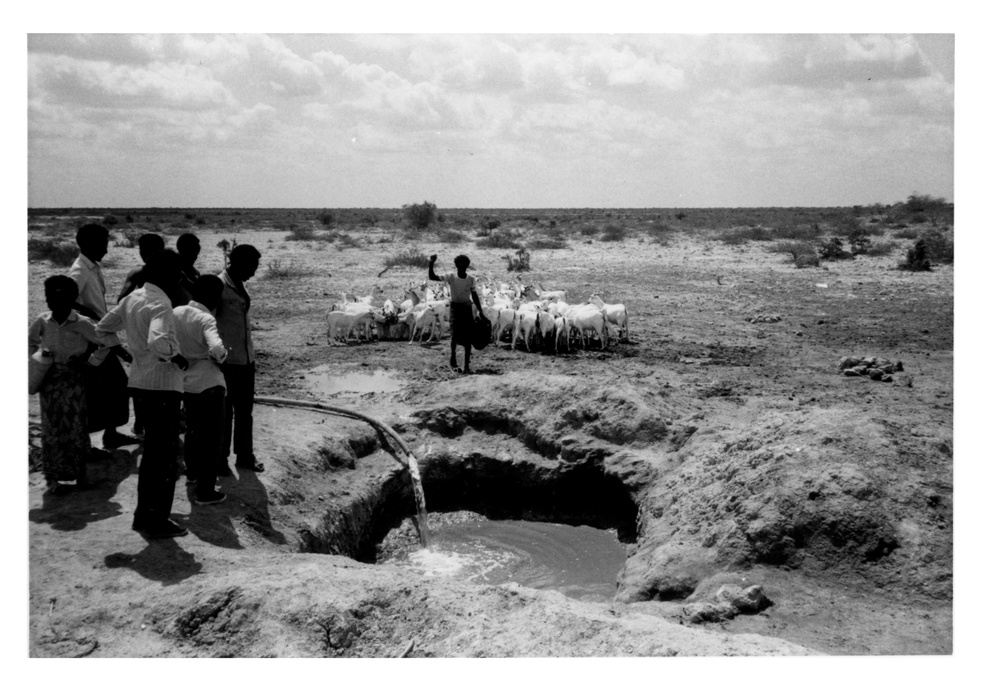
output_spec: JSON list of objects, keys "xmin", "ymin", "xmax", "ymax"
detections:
[
  {"xmin": 578, "ymin": 224, "xmax": 600, "ymax": 237},
  {"xmin": 379, "ymin": 247, "xmax": 427, "ymax": 276},
  {"xmin": 528, "ymin": 235, "xmax": 568, "ymax": 250},
  {"xmin": 503, "ymin": 246, "xmax": 531, "ymax": 272},
  {"xmin": 600, "ymin": 224, "xmax": 627, "ymax": 242},
  {"xmin": 648, "ymin": 223, "xmax": 680, "ymax": 245},
  {"xmin": 285, "ymin": 226, "xmax": 317, "ymax": 241},
  {"xmin": 114, "ymin": 229, "xmax": 143, "ymax": 248},
  {"xmin": 817, "ymin": 237, "xmax": 852, "ymax": 260},
  {"xmin": 899, "ymin": 239, "xmax": 932, "ymax": 271},
  {"xmin": 437, "ymin": 229, "xmax": 466, "ymax": 244},
  {"xmin": 27, "ymin": 238, "xmax": 78, "ymax": 266},
  {"xmin": 772, "ymin": 240, "xmax": 821, "ymax": 267},
  {"xmin": 892, "ymin": 227, "xmax": 920, "ymax": 239},
  {"xmin": 476, "ymin": 229, "xmax": 522, "ymax": 249},
  {"xmin": 264, "ymin": 259, "xmax": 315, "ymax": 279},
  {"xmin": 718, "ymin": 226, "xmax": 774, "ymax": 244},
  {"xmin": 920, "ymin": 229, "xmax": 953, "ymax": 264}
]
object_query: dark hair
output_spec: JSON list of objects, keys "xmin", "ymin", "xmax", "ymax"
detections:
[
  {"xmin": 143, "ymin": 249, "xmax": 183, "ymax": 291},
  {"xmin": 176, "ymin": 233, "xmax": 201, "ymax": 254},
  {"xmin": 229, "ymin": 244, "xmax": 261, "ymax": 266},
  {"xmin": 138, "ymin": 234, "xmax": 165, "ymax": 260},
  {"xmin": 76, "ymin": 223, "xmax": 109, "ymax": 247},
  {"xmin": 191, "ymin": 274, "xmax": 223, "ymax": 307},
  {"xmin": 455, "ymin": 254, "xmax": 470, "ymax": 269},
  {"xmin": 44, "ymin": 274, "xmax": 79, "ymax": 301}
]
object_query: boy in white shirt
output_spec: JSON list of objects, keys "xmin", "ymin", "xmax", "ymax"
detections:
[{"xmin": 173, "ymin": 275, "xmax": 228, "ymax": 505}]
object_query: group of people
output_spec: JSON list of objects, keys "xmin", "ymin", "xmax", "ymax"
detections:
[{"xmin": 29, "ymin": 224, "xmax": 263, "ymax": 540}]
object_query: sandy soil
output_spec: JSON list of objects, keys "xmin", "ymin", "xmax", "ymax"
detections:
[{"xmin": 26, "ymin": 215, "xmax": 952, "ymax": 657}]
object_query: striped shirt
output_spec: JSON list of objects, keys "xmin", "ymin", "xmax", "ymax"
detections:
[
  {"xmin": 28, "ymin": 310, "xmax": 119, "ymax": 364},
  {"xmin": 96, "ymin": 283, "xmax": 183, "ymax": 393},
  {"xmin": 173, "ymin": 301, "xmax": 228, "ymax": 394}
]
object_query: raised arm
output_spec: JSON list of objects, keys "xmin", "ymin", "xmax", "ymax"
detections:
[{"xmin": 428, "ymin": 254, "xmax": 441, "ymax": 282}]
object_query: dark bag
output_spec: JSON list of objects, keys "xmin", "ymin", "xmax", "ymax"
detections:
[{"xmin": 472, "ymin": 316, "xmax": 492, "ymax": 350}]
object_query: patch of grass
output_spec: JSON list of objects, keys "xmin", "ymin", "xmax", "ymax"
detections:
[
  {"xmin": 716, "ymin": 226, "xmax": 776, "ymax": 244},
  {"xmin": 264, "ymin": 259, "xmax": 316, "ymax": 279},
  {"xmin": 114, "ymin": 229, "xmax": 143, "ymax": 248},
  {"xmin": 866, "ymin": 240, "xmax": 899, "ymax": 257},
  {"xmin": 528, "ymin": 236, "xmax": 568, "ymax": 250},
  {"xmin": 28, "ymin": 238, "xmax": 78, "ymax": 266},
  {"xmin": 771, "ymin": 224, "xmax": 822, "ymax": 241},
  {"xmin": 379, "ymin": 247, "xmax": 428, "ymax": 276},
  {"xmin": 476, "ymin": 229, "xmax": 522, "ymax": 249}
]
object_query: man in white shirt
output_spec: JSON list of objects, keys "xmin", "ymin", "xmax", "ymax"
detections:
[
  {"xmin": 69, "ymin": 223, "xmax": 136, "ymax": 451},
  {"xmin": 173, "ymin": 275, "xmax": 228, "ymax": 505},
  {"xmin": 97, "ymin": 250, "xmax": 189, "ymax": 540}
]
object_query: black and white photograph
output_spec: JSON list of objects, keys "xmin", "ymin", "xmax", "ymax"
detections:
[{"xmin": 16, "ymin": 10, "xmax": 984, "ymax": 678}]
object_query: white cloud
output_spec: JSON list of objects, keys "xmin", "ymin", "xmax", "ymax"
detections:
[{"xmin": 29, "ymin": 54, "xmax": 234, "ymax": 110}]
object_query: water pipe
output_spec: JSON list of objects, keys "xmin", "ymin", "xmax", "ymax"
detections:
[{"xmin": 254, "ymin": 396, "xmax": 430, "ymax": 548}]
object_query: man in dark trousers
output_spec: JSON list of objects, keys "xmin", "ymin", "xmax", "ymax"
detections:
[
  {"xmin": 216, "ymin": 244, "xmax": 263, "ymax": 475},
  {"xmin": 97, "ymin": 250, "xmax": 189, "ymax": 539},
  {"xmin": 68, "ymin": 223, "xmax": 136, "ymax": 452},
  {"xmin": 117, "ymin": 232, "xmax": 165, "ymax": 440}
]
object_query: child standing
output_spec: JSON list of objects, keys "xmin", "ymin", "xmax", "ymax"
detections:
[
  {"xmin": 29, "ymin": 276, "xmax": 120, "ymax": 495},
  {"xmin": 428, "ymin": 253, "xmax": 485, "ymax": 373}
]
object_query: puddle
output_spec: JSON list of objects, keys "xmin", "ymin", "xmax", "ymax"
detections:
[
  {"xmin": 302, "ymin": 366, "xmax": 404, "ymax": 396},
  {"xmin": 378, "ymin": 512, "xmax": 627, "ymax": 602}
]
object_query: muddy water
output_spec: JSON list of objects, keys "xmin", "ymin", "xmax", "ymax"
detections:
[
  {"xmin": 302, "ymin": 366, "xmax": 403, "ymax": 396},
  {"xmin": 379, "ymin": 513, "xmax": 627, "ymax": 602}
]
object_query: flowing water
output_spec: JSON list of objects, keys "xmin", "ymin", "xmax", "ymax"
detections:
[{"xmin": 379, "ymin": 512, "xmax": 628, "ymax": 602}]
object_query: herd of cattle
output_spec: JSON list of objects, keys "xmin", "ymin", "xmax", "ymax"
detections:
[{"xmin": 325, "ymin": 276, "xmax": 629, "ymax": 352}]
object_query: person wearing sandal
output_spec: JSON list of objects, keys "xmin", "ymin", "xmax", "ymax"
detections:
[
  {"xmin": 216, "ymin": 244, "xmax": 264, "ymax": 474},
  {"xmin": 30, "ymin": 276, "xmax": 120, "ymax": 495}
]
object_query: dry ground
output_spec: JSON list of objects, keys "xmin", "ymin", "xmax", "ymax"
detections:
[{"xmin": 26, "ymin": 211, "xmax": 953, "ymax": 657}]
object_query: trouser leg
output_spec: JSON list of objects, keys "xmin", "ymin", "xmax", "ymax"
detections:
[
  {"xmin": 185, "ymin": 387, "xmax": 225, "ymax": 496},
  {"xmin": 134, "ymin": 391, "xmax": 181, "ymax": 525},
  {"xmin": 222, "ymin": 363, "xmax": 255, "ymax": 459}
]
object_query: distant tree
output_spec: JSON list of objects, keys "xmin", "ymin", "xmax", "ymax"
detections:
[{"xmin": 403, "ymin": 201, "xmax": 438, "ymax": 230}]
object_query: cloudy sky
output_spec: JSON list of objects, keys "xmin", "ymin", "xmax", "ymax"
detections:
[{"xmin": 27, "ymin": 33, "xmax": 954, "ymax": 209}]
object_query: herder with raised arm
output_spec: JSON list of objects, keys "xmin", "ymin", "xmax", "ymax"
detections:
[
  {"xmin": 97, "ymin": 249, "xmax": 190, "ymax": 540},
  {"xmin": 428, "ymin": 253, "xmax": 485, "ymax": 374}
]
